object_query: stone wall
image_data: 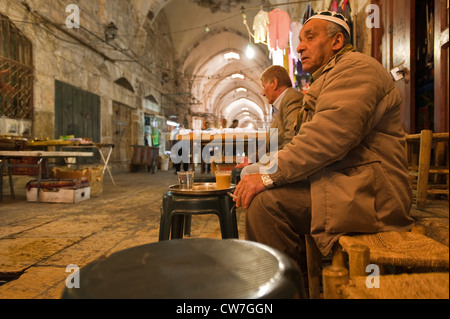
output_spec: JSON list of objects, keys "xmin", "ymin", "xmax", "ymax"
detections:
[{"xmin": 1, "ymin": 0, "xmax": 186, "ymax": 172}]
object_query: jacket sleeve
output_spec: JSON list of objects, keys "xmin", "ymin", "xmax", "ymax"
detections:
[{"xmin": 270, "ymin": 57, "xmax": 387, "ymax": 185}]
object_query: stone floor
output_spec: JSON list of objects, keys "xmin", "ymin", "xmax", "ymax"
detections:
[
  {"xmin": 0, "ymin": 168, "xmax": 246, "ymax": 299},
  {"xmin": 0, "ymin": 167, "xmax": 448, "ymax": 299}
]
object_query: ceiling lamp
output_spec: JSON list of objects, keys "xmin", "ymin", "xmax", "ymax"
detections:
[
  {"xmin": 231, "ymin": 73, "xmax": 245, "ymax": 79},
  {"xmin": 246, "ymin": 43, "xmax": 255, "ymax": 59},
  {"xmin": 236, "ymin": 88, "xmax": 247, "ymax": 93}
]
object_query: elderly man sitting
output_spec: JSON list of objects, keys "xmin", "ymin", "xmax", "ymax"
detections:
[{"xmin": 233, "ymin": 11, "xmax": 414, "ymax": 276}]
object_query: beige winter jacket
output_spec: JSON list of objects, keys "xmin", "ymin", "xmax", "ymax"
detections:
[
  {"xmin": 268, "ymin": 87, "xmax": 304, "ymax": 150},
  {"xmin": 270, "ymin": 45, "xmax": 414, "ymax": 255}
]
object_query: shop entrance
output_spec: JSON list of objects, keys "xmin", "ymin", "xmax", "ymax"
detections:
[{"xmin": 112, "ymin": 101, "xmax": 133, "ymax": 164}]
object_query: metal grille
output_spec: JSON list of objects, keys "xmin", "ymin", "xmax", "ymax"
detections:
[{"xmin": 0, "ymin": 13, "xmax": 33, "ymax": 120}]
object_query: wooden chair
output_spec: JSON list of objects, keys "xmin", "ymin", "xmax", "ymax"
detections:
[
  {"xmin": 305, "ymin": 229, "xmax": 449, "ymax": 299},
  {"xmin": 405, "ymin": 130, "xmax": 449, "ymax": 209},
  {"xmin": 323, "ymin": 270, "xmax": 449, "ymax": 299}
]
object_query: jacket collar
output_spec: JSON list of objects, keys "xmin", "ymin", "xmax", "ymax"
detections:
[{"xmin": 311, "ymin": 44, "xmax": 355, "ymax": 82}]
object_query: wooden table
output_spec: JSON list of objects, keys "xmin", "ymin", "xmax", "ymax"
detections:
[
  {"xmin": 27, "ymin": 141, "xmax": 115, "ymax": 186},
  {"xmin": 0, "ymin": 150, "xmax": 93, "ymax": 202}
]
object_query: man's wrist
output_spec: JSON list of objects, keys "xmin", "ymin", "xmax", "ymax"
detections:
[{"xmin": 261, "ymin": 174, "xmax": 275, "ymax": 189}]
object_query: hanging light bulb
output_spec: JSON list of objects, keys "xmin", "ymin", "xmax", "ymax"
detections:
[
  {"xmin": 205, "ymin": 25, "xmax": 210, "ymax": 32},
  {"xmin": 246, "ymin": 43, "xmax": 255, "ymax": 59}
]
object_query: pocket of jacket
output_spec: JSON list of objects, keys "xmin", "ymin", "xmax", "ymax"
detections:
[{"xmin": 324, "ymin": 163, "xmax": 381, "ymax": 234}]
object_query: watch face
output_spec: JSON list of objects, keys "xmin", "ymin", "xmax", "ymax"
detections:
[{"xmin": 262, "ymin": 174, "xmax": 273, "ymax": 187}]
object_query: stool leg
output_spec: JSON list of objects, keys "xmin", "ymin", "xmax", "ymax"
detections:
[
  {"xmin": 0, "ymin": 160, "xmax": 3, "ymax": 202},
  {"xmin": 219, "ymin": 195, "xmax": 238, "ymax": 239},
  {"xmin": 159, "ymin": 193, "xmax": 172, "ymax": 241},
  {"xmin": 347, "ymin": 245, "xmax": 370, "ymax": 278},
  {"xmin": 184, "ymin": 215, "xmax": 192, "ymax": 236},
  {"xmin": 171, "ymin": 214, "xmax": 185, "ymax": 239},
  {"xmin": 305, "ymin": 235, "xmax": 322, "ymax": 299},
  {"xmin": 322, "ymin": 266, "xmax": 349, "ymax": 299},
  {"xmin": 230, "ymin": 205, "xmax": 238, "ymax": 238},
  {"xmin": 417, "ymin": 130, "xmax": 432, "ymax": 209},
  {"xmin": 8, "ymin": 159, "xmax": 15, "ymax": 200}
]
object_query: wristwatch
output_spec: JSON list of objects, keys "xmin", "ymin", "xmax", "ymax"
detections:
[{"xmin": 261, "ymin": 174, "xmax": 275, "ymax": 189}]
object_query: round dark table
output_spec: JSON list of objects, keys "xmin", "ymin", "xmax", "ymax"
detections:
[{"xmin": 62, "ymin": 238, "xmax": 306, "ymax": 299}]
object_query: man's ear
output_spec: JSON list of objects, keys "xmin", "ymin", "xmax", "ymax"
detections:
[
  {"xmin": 332, "ymin": 33, "xmax": 345, "ymax": 51},
  {"xmin": 272, "ymin": 78, "xmax": 279, "ymax": 90}
]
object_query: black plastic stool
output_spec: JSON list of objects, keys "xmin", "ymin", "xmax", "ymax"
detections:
[
  {"xmin": 62, "ymin": 238, "xmax": 306, "ymax": 299},
  {"xmin": 159, "ymin": 191, "xmax": 238, "ymax": 241}
]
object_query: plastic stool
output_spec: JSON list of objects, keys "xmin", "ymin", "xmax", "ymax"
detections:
[{"xmin": 159, "ymin": 191, "xmax": 238, "ymax": 240}]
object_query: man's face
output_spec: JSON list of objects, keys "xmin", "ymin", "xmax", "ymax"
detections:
[
  {"xmin": 297, "ymin": 20, "xmax": 337, "ymax": 74},
  {"xmin": 261, "ymin": 79, "xmax": 277, "ymax": 104}
]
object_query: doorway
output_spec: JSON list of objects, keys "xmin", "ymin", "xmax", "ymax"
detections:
[{"xmin": 414, "ymin": 0, "xmax": 435, "ymax": 132}]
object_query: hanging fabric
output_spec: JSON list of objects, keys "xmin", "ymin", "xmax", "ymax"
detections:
[
  {"xmin": 302, "ymin": 2, "xmax": 314, "ymax": 23},
  {"xmin": 329, "ymin": 0, "xmax": 338, "ymax": 12},
  {"xmin": 272, "ymin": 49, "xmax": 284, "ymax": 66},
  {"xmin": 253, "ymin": 9, "xmax": 270, "ymax": 44},
  {"xmin": 288, "ymin": 50, "xmax": 295, "ymax": 87},
  {"xmin": 296, "ymin": 59, "xmax": 308, "ymax": 78},
  {"xmin": 337, "ymin": 0, "xmax": 353, "ymax": 44},
  {"xmin": 268, "ymin": 8, "xmax": 291, "ymax": 50},
  {"xmin": 290, "ymin": 21, "xmax": 302, "ymax": 61}
]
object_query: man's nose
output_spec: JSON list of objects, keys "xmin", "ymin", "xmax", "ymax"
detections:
[{"xmin": 297, "ymin": 41, "xmax": 305, "ymax": 54}]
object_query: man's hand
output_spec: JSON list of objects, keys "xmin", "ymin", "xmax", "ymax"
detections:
[{"xmin": 234, "ymin": 173, "xmax": 266, "ymax": 209}]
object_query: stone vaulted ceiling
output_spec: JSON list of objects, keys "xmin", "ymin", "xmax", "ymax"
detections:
[{"xmin": 135, "ymin": 0, "xmax": 281, "ymax": 128}]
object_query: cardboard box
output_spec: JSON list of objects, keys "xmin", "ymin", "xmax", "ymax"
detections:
[
  {"xmin": 26, "ymin": 179, "xmax": 90, "ymax": 203},
  {"xmin": 52, "ymin": 166, "xmax": 103, "ymax": 197}
]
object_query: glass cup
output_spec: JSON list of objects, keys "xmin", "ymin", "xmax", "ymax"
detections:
[
  {"xmin": 177, "ymin": 171, "xmax": 195, "ymax": 190},
  {"xmin": 215, "ymin": 171, "xmax": 232, "ymax": 190}
]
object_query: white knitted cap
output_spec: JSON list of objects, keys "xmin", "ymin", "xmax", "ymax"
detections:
[{"xmin": 304, "ymin": 12, "xmax": 351, "ymax": 37}]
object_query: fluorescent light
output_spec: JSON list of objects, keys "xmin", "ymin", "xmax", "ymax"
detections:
[
  {"xmin": 231, "ymin": 74, "xmax": 244, "ymax": 79},
  {"xmin": 243, "ymin": 112, "xmax": 250, "ymax": 115},
  {"xmin": 236, "ymin": 88, "xmax": 247, "ymax": 93},
  {"xmin": 224, "ymin": 52, "xmax": 240, "ymax": 60},
  {"xmin": 166, "ymin": 121, "xmax": 179, "ymax": 126},
  {"xmin": 242, "ymin": 108, "xmax": 249, "ymax": 111}
]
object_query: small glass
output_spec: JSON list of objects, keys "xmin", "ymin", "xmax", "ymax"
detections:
[
  {"xmin": 177, "ymin": 171, "xmax": 195, "ymax": 190},
  {"xmin": 215, "ymin": 171, "xmax": 232, "ymax": 190}
]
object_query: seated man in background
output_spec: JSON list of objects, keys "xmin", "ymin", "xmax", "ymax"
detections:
[
  {"xmin": 234, "ymin": 11, "xmax": 414, "ymax": 275},
  {"xmin": 237, "ymin": 65, "xmax": 304, "ymax": 178}
]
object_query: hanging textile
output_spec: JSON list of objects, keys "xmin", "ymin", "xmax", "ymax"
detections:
[
  {"xmin": 296, "ymin": 60, "xmax": 308, "ymax": 77},
  {"xmin": 338, "ymin": 0, "xmax": 353, "ymax": 44},
  {"xmin": 253, "ymin": 9, "xmax": 270, "ymax": 44},
  {"xmin": 288, "ymin": 50, "xmax": 295, "ymax": 87},
  {"xmin": 272, "ymin": 49, "xmax": 284, "ymax": 66},
  {"xmin": 268, "ymin": 8, "xmax": 291, "ymax": 50},
  {"xmin": 290, "ymin": 21, "xmax": 302, "ymax": 61},
  {"xmin": 329, "ymin": 0, "xmax": 338, "ymax": 12},
  {"xmin": 302, "ymin": 2, "xmax": 314, "ymax": 23}
]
